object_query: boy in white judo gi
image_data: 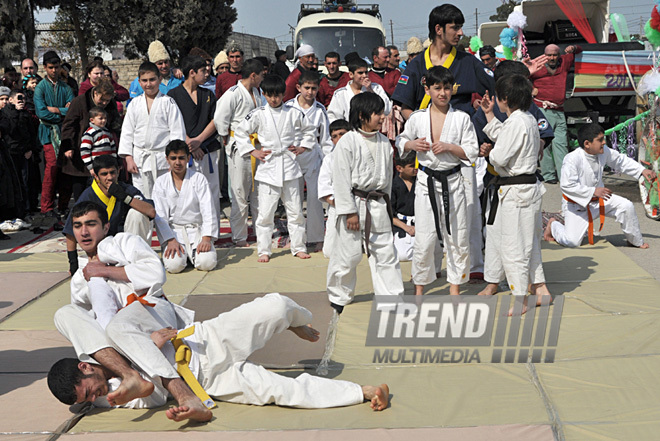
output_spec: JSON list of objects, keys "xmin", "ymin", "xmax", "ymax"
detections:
[
  {"xmin": 235, "ymin": 74, "xmax": 317, "ymax": 262},
  {"xmin": 545, "ymin": 123, "xmax": 656, "ymax": 248},
  {"xmin": 318, "ymin": 119, "xmax": 351, "ymax": 258},
  {"xmin": 396, "ymin": 66, "xmax": 479, "ymax": 295},
  {"xmin": 477, "ymin": 75, "xmax": 551, "ymax": 314},
  {"xmin": 327, "ymin": 93, "xmax": 404, "ymax": 313},
  {"xmin": 119, "ymin": 62, "xmax": 186, "ymax": 198},
  {"xmin": 327, "ymin": 57, "xmax": 392, "ymax": 123},
  {"xmin": 213, "ymin": 58, "xmax": 265, "ymax": 247},
  {"xmin": 285, "ymin": 70, "xmax": 331, "ymax": 249},
  {"xmin": 152, "ymin": 140, "xmax": 218, "ymax": 273}
]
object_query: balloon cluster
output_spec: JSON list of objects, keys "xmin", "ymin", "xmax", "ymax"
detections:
[
  {"xmin": 469, "ymin": 36, "xmax": 484, "ymax": 54},
  {"xmin": 499, "ymin": 11, "xmax": 528, "ymax": 60},
  {"xmin": 646, "ymin": 5, "xmax": 660, "ymax": 47}
]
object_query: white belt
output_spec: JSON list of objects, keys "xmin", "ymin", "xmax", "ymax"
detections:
[
  {"xmin": 173, "ymin": 223, "xmax": 201, "ymax": 262},
  {"xmin": 268, "ymin": 148, "xmax": 297, "ymax": 161},
  {"xmin": 396, "ymin": 213, "xmax": 415, "ymax": 225}
]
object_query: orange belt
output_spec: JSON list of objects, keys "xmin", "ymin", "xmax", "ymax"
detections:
[
  {"xmin": 563, "ymin": 194, "xmax": 604, "ymax": 245},
  {"xmin": 124, "ymin": 293, "xmax": 156, "ymax": 308}
]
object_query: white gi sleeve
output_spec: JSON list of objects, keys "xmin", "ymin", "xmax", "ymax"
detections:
[
  {"xmin": 459, "ymin": 113, "xmax": 480, "ymax": 164},
  {"xmin": 487, "ymin": 121, "xmax": 526, "ymax": 169},
  {"xmin": 332, "ymin": 136, "xmax": 358, "ymax": 216},
  {"xmin": 327, "ymin": 90, "xmax": 346, "ymax": 123},
  {"xmin": 235, "ymin": 109, "xmax": 260, "ymax": 158},
  {"xmin": 395, "ymin": 112, "xmax": 421, "ymax": 157},
  {"xmin": 167, "ymin": 100, "xmax": 186, "ymax": 141},
  {"xmin": 318, "ymin": 154, "xmax": 334, "ymax": 200},
  {"xmin": 560, "ymin": 154, "xmax": 595, "ymax": 207},
  {"xmin": 113, "ymin": 234, "xmax": 166, "ymax": 291},
  {"xmin": 118, "ymin": 101, "xmax": 138, "ymax": 157},
  {"xmin": 152, "ymin": 177, "xmax": 176, "ymax": 244},
  {"xmin": 296, "ymin": 112, "xmax": 318, "ymax": 150},
  {"xmin": 372, "ymin": 83, "xmax": 392, "ymax": 116},
  {"xmin": 604, "ymin": 146, "xmax": 644, "ymax": 179},
  {"xmin": 213, "ymin": 91, "xmax": 236, "ymax": 136},
  {"xmin": 196, "ymin": 173, "xmax": 219, "ymax": 240}
]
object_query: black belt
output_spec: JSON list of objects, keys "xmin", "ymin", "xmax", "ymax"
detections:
[
  {"xmin": 484, "ymin": 173, "xmax": 538, "ymax": 225},
  {"xmin": 419, "ymin": 164, "xmax": 462, "ymax": 247},
  {"xmin": 351, "ymin": 188, "xmax": 393, "ymax": 258}
]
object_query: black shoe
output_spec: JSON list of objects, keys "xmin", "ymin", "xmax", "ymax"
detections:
[{"xmin": 545, "ymin": 178, "xmax": 558, "ymax": 184}]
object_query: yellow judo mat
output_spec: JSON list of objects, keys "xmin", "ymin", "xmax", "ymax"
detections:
[{"xmin": 2, "ymin": 239, "xmax": 660, "ymax": 440}]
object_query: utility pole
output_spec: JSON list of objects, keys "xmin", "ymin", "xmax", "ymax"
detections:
[
  {"xmin": 640, "ymin": 16, "xmax": 643, "ymax": 37},
  {"xmin": 288, "ymin": 24, "xmax": 295, "ymax": 48},
  {"xmin": 475, "ymin": 8, "xmax": 478, "ymax": 36},
  {"xmin": 389, "ymin": 19, "xmax": 394, "ymax": 45}
]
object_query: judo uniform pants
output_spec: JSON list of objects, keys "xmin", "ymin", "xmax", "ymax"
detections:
[
  {"xmin": 298, "ymin": 165, "xmax": 325, "ymax": 243},
  {"xmin": 191, "ymin": 150, "xmax": 221, "ymax": 216},
  {"xmin": 229, "ymin": 152, "xmax": 258, "ymax": 243},
  {"xmin": 256, "ymin": 180, "xmax": 307, "ymax": 257},
  {"xmin": 461, "ymin": 164, "xmax": 485, "ymax": 275},
  {"xmin": 412, "ymin": 172, "xmax": 470, "ymax": 286},
  {"xmin": 162, "ymin": 242, "xmax": 218, "ymax": 273},
  {"xmin": 551, "ymin": 194, "xmax": 644, "ymax": 247},
  {"xmin": 327, "ymin": 216, "xmax": 404, "ymax": 306}
]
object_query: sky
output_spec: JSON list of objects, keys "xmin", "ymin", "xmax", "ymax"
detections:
[{"xmin": 36, "ymin": 0, "xmax": 658, "ymax": 51}]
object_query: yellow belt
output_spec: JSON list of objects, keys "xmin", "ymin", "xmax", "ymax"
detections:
[
  {"xmin": 230, "ymin": 130, "xmax": 259, "ymax": 190},
  {"xmin": 171, "ymin": 326, "xmax": 216, "ymax": 409}
]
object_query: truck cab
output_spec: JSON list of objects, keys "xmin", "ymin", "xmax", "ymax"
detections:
[{"xmin": 295, "ymin": 1, "xmax": 386, "ymax": 67}]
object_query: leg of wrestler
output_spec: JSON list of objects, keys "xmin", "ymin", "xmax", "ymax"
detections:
[
  {"xmin": 327, "ymin": 216, "xmax": 364, "ymax": 307},
  {"xmin": 54, "ymin": 304, "xmax": 153, "ymax": 405}
]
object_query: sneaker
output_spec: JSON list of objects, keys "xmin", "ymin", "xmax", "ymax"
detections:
[
  {"xmin": 0, "ymin": 220, "xmax": 14, "ymax": 232},
  {"xmin": 13, "ymin": 218, "xmax": 32, "ymax": 230}
]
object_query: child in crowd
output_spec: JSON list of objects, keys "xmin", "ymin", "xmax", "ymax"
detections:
[
  {"xmin": 152, "ymin": 140, "xmax": 218, "ymax": 273},
  {"xmin": 80, "ymin": 107, "xmax": 117, "ymax": 172},
  {"xmin": 396, "ymin": 66, "xmax": 479, "ymax": 295},
  {"xmin": 327, "ymin": 93, "xmax": 404, "ymax": 313},
  {"xmin": 213, "ymin": 58, "xmax": 265, "ymax": 247},
  {"xmin": 235, "ymin": 74, "xmax": 317, "ymax": 262},
  {"xmin": 118, "ymin": 61, "xmax": 186, "ymax": 198},
  {"xmin": 318, "ymin": 119, "xmax": 350, "ymax": 258},
  {"xmin": 390, "ymin": 151, "xmax": 417, "ymax": 261},
  {"xmin": 478, "ymin": 74, "xmax": 551, "ymax": 313},
  {"xmin": 327, "ymin": 58, "xmax": 392, "ymax": 123},
  {"xmin": 545, "ymin": 123, "xmax": 656, "ymax": 248},
  {"xmin": 285, "ymin": 70, "xmax": 331, "ymax": 250}
]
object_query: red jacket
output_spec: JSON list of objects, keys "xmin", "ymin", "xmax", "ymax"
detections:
[
  {"xmin": 215, "ymin": 70, "xmax": 242, "ymax": 99},
  {"xmin": 530, "ymin": 46, "xmax": 582, "ymax": 110},
  {"xmin": 368, "ymin": 68, "xmax": 401, "ymax": 96},
  {"xmin": 284, "ymin": 66, "xmax": 306, "ymax": 102},
  {"xmin": 318, "ymin": 72, "xmax": 350, "ymax": 107}
]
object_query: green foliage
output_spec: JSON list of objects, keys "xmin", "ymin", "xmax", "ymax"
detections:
[
  {"xmin": 0, "ymin": 0, "xmax": 32, "ymax": 67},
  {"xmin": 489, "ymin": 0, "xmax": 520, "ymax": 22}
]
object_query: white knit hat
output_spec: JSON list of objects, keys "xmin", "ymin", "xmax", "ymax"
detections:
[
  {"xmin": 148, "ymin": 40, "xmax": 170, "ymax": 63},
  {"xmin": 214, "ymin": 51, "xmax": 229, "ymax": 70},
  {"xmin": 294, "ymin": 44, "xmax": 315, "ymax": 59},
  {"xmin": 407, "ymin": 37, "xmax": 424, "ymax": 55}
]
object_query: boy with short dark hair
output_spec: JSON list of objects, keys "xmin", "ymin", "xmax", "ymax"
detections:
[
  {"xmin": 118, "ymin": 61, "xmax": 186, "ymax": 198},
  {"xmin": 34, "ymin": 50, "xmax": 74, "ymax": 216},
  {"xmin": 327, "ymin": 58, "xmax": 392, "ymax": 122},
  {"xmin": 397, "ymin": 66, "xmax": 478, "ymax": 295},
  {"xmin": 152, "ymin": 140, "xmax": 218, "ymax": 273},
  {"xmin": 80, "ymin": 106, "xmax": 117, "ymax": 171},
  {"xmin": 478, "ymin": 74, "xmax": 551, "ymax": 313},
  {"xmin": 235, "ymin": 74, "xmax": 317, "ymax": 262},
  {"xmin": 545, "ymin": 123, "xmax": 656, "ymax": 248},
  {"xmin": 391, "ymin": 151, "xmax": 417, "ymax": 261},
  {"xmin": 285, "ymin": 70, "xmax": 330, "ymax": 248},
  {"xmin": 318, "ymin": 119, "xmax": 350, "ymax": 258}
]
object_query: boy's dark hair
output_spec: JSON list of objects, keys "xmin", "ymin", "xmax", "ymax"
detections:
[
  {"xmin": 88, "ymin": 106, "xmax": 107, "ymax": 120},
  {"xmin": 329, "ymin": 119, "xmax": 351, "ymax": 133},
  {"xmin": 396, "ymin": 150, "xmax": 416, "ymax": 167},
  {"xmin": 71, "ymin": 201, "xmax": 109, "ymax": 225},
  {"xmin": 298, "ymin": 69, "xmax": 320, "ymax": 86},
  {"xmin": 261, "ymin": 74, "xmax": 286, "ymax": 96},
  {"xmin": 479, "ymin": 45, "xmax": 496, "ymax": 58},
  {"xmin": 495, "ymin": 74, "xmax": 532, "ymax": 112},
  {"xmin": 425, "ymin": 65, "xmax": 455, "ymax": 87},
  {"xmin": 578, "ymin": 123, "xmax": 604, "ymax": 148},
  {"xmin": 494, "ymin": 60, "xmax": 530, "ymax": 82},
  {"xmin": 325, "ymin": 51, "xmax": 340, "ymax": 61},
  {"xmin": 138, "ymin": 61, "xmax": 160, "ymax": 78},
  {"xmin": 348, "ymin": 57, "xmax": 368, "ymax": 73},
  {"xmin": 48, "ymin": 358, "xmax": 84, "ymax": 405},
  {"xmin": 349, "ymin": 92, "xmax": 385, "ymax": 130},
  {"xmin": 241, "ymin": 58, "xmax": 265, "ymax": 78},
  {"xmin": 428, "ymin": 4, "xmax": 465, "ymax": 41},
  {"xmin": 180, "ymin": 55, "xmax": 207, "ymax": 79},
  {"xmin": 255, "ymin": 56, "xmax": 270, "ymax": 69},
  {"xmin": 344, "ymin": 52, "xmax": 361, "ymax": 65},
  {"xmin": 166, "ymin": 139, "xmax": 190, "ymax": 156},
  {"xmin": 43, "ymin": 50, "xmax": 61, "ymax": 66},
  {"xmin": 9, "ymin": 89, "xmax": 24, "ymax": 99},
  {"xmin": 92, "ymin": 154, "xmax": 119, "ymax": 175}
]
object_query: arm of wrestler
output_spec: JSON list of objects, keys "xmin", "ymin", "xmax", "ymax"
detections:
[
  {"xmin": 396, "ymin": 113, "xmax": 429, "ymax": 155},
  {"xmin": 332, "ymin": 136, "xmax": 359, "ymax": 230},
  {"xmin": 197, "ymin": 174, "xmax": 218, "ymax": 253},
  {"xmin": 560, "ymin": 156, "xmax": 599, "ymax": 205},
  {"xmin": 487, "ymin": 122, "xmax": 525, "ymax": 169},
  {"xmin": 213, "ymin": 91, "xmax": 235, "ymax": 137},
  {"xmin": 114, "ymin": 233, "xmax": 167, "ymax": 290}
]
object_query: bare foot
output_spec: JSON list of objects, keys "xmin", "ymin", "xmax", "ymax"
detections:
[
  {"xmin": 639, "ymin": 242, "xmax": 650, "ymax": 249},
  {"xmin": 257, "ymin": 254, "xmax": 270, "ymax": 263},
  {"xmin": 477, "ymin": 283, "xmax": 498, "ymax": 296},
  {"xmin": 235, "ymin": 240, "xmax": 248, "ymax": 247},
  {"xmin": 165, "ymin": 399, "xmax": 213, "ymax": 423},
  {"xmin": 449, "ymin": 284, "xmax": 460, "ymax": 296},
  {"xmin": 543, "ymin": 218, "xmax": 556, "ymax": 242},
  {"xmin": 295, "ymin": 251, "xmax": 311, "ymax": 259},
  {"xmin": 414, "ymin": 284, "xmax": 424, "ymax": 296},
  {"xmin": 107, "ymin": 372, "xmax": 155, "ymax": 406},
  {"xmin": 362, "ymin": 384, "xmax": 389, "ymax": 411},
  {"xmin": 289, "ymin": 324, "xmax": 320, "ymax": 342},
  {"xmin": 508, "ymin": 296, "xmax": 529, "ymax": 316}
]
